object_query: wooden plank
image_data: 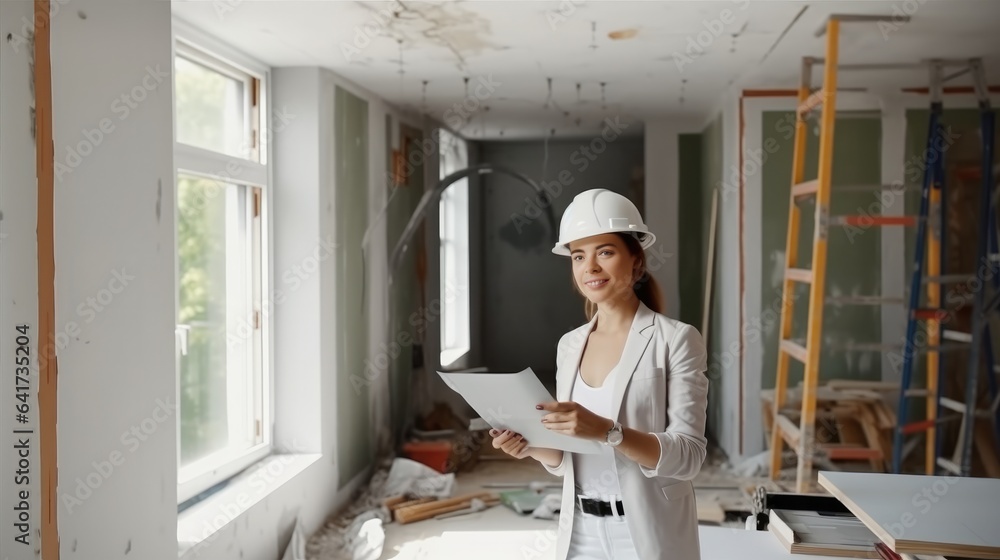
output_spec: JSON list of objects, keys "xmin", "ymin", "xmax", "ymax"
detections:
[
  {"xmin": 776, "ymin": 414, "xmax": 801, "ymax": 448},
  {"xmin": 834, "ymin": 413, "xmax": 867, "ymax": 447},
  {"xmin": 821, "ymin": 445, "xmax": 882, "ymax": 461},
  {"xmin": 702, "ymin": 188, "xmax": 718, "ymax": 346},
  {"xmin": 792, "ymin": 179, "xmax": 820, "ymax": 197},
  {"xmin": 34, "ymin": 1, "xmax": 59, "ymax": 559},
  {"xmin": 786, "ymin": 267, "xmax": 815, "ymax": 283},
  {"xmin": 395, "ymin": 492, "xmax": 496, "ymax": 524},
  {"xmin": 856, "ymin": 405, "xmax": 886, "ymax": 471},
  {"xmin": 819, "ymin": 472, "xmax": 1000, "ymax": 558},
  {"xmin": 780, "ymin": 339, "xmax": 809, "ymax": 363},
  {"xmin": 798, "ymin": 92, "xmax": 825, "ymax": 115},
  {"xmin": 826, "ymin": 380, "xmax": 900, "ymax": 391}
]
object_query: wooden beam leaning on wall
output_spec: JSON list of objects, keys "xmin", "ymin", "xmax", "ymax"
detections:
[{"xmin": 35, "ymin": 0, "xmax": 59, "ymax": 558}]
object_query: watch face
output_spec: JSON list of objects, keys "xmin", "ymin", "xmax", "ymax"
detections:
[{"xmin": 609, "ymin": 426, "xmax": 624, "ymax": 445}]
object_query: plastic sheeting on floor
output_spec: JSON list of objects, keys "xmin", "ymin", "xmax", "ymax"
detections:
[{"xmin": 305, "ymin": 457, "xmax": 456, "ymax": 560}]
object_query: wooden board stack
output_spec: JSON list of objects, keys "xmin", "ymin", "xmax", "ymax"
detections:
[{"xmin": 384, "ymin": 492, "xmax": 501, "ymax": 524}]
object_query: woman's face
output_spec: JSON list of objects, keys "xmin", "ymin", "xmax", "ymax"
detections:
[{"xmin": 568, "ymin": 233, "xmax": 639, "ymax": 305}]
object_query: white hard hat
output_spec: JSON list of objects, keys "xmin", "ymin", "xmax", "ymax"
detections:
[{"xmin": 552, "ymin": 188, "xmax": 655, "ymax": 256}]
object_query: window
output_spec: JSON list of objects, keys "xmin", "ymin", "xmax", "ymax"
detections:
[
  {"xmin": 438, "ymin": 130, "xmax": 470, "ymax": 367},
  {"xmin": 173, "ymin": 39, "xmax": 270, "ymax": 504}
]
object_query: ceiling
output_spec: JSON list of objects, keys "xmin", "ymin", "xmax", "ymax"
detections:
[{"xmin": 173, "ymin": 0, "xmax": 1000, "ymax": 139}]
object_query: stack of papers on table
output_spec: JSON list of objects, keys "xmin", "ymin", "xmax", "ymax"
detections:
[{"xmin": 769, "ymin": 509, "xmax": 880, "ymax": 558}]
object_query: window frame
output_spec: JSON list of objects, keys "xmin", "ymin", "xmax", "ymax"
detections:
[
  {"xmin": 172, "ymin": 25, "xmax": 273, "ymax": 505},
  {"xmin": 437, "ymin": 129, "xmax": 471, "ymax": 368}
]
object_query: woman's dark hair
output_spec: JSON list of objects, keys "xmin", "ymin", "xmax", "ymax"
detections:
[{"xmin": 581, "ymin": 232, "xmax": 665, "ymax": 320}]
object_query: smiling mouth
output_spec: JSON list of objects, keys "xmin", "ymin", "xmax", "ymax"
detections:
[{"xmin": 585, "ymin": 279, "xmax": 609, "ymax": 288}]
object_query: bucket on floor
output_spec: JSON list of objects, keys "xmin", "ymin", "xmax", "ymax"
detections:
[{"xmin": 402, "ymin": 440, "xmax": 453, "ymax": 473}]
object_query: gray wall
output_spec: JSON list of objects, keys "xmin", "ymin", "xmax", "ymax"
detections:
[{"xmin": 478, "ymin": 136, "xmax": 644, "ymax": 384}]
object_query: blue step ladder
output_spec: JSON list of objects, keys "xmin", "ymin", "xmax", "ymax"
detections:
[{"xmin": 892, "ymin": 59, "xmax": 1000, "ymax": 476}]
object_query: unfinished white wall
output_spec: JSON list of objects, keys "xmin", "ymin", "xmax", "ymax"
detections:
[
  {"xmin": 50, "ymin": 0, "xmax": 177, "ymax": 558},
  {"xmin": 271, "ymin": 67, "xmax": 325, "ymax": 458},
  {"xmin": 712, "ymin": 91, "xmax": 743, "ymax": 460},
  {"xmin": 644, "ymin": 118, "xmax": 704, "ymax": 320},
  {"xmin": 1, "ymin": 2, "xmax": 42, "ymax": 559}
]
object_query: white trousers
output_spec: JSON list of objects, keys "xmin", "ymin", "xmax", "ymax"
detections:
[{"xmin": 566, "ymin": 506, "xmax": 640, "ymax": 560}]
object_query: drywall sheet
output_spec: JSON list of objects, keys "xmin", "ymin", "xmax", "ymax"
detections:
[{"xmin": 335, "ymin": 85, "xmax": 371, "ymax": 485}]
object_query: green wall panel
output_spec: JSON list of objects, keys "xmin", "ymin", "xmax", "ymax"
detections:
[
  {"xmin": 386, "ymin": 123, "xmax": 425, "ymax": 447},
  {"xmin": 335, "ymin": 86, "xmax": 371, "ymax": 485},
  {"xmin": 760, "ymin": 112, "xmax": 883, "ymax": 392},
  {"xmin": 678, "ymin": 133, "xmax": 703, "ymax": 330},
  {"xmin": 701, "ymin": 114, "xmax": 723, "ymax": 442}
]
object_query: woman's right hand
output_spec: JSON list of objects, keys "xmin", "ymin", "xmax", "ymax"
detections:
[{"xmin": 490, "ymin": 428, "xmax": 531, "ymax": 459}]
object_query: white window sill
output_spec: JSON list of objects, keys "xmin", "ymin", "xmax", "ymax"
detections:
[
  {"xmin": 177, "ymin": 453, "xmax": 321, "ymax": 558},
  {"xmin": 440, "ymin": 346, "xmax": 470, "ymax": 368}
]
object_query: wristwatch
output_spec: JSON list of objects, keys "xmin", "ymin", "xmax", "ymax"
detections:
[{"xmin": 604, "ymin": 420, "xmax": 624, "ymax": 447}]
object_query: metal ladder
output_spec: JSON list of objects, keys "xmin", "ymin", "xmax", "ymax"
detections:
[
  {"xmin": 892, "ymin": 59, "xmax": 1000, "ymax": 476},
  {"xmin": 766, "ymin": 14, "xmax": 972, "ymax": 492}
]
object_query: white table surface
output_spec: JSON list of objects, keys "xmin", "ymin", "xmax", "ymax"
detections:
[
  {"xmin": 699, "ymin": 525, "xmax": 853, "ymax": 559},
  {"xmin": 818, "ymin": 471, "xmax": 1000, "ymax": 557}
]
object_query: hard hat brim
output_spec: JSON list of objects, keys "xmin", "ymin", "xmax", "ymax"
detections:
[{"xmin": 551, "ymin": 230, "xmax": 657, "ymax": 256}]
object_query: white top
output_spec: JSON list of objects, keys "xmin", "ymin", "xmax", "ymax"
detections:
[{"xmin": 571, "ymin": 365, "xmax": 622, "ymax": 499}]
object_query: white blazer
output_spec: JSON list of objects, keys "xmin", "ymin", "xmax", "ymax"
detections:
[{"xmin": 543, "ymin": 301, "xmax": 709, "ymax": 560}]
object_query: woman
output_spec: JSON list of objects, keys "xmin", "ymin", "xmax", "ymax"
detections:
[{"xmin": 490, "ymin": 188, "xmax": 709, "ymax": 560}]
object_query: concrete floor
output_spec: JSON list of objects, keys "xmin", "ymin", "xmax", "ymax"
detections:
[
  {"xmin": 378, "ymin": 448, "xmax": 762, "ymax": 559},
  {"xmin": 379, "ymin": 457, "xmax": 561, "ymax": 559}
]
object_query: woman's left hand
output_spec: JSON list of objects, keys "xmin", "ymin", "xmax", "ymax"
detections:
[{"xmin": 538, "ymin": 401, "xmax": 612, "ymax": 441}]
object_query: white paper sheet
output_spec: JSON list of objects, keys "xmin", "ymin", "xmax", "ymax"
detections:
[{"xmin": 438, "ymin": 368, "xmax": 603, "ymax": 454}]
